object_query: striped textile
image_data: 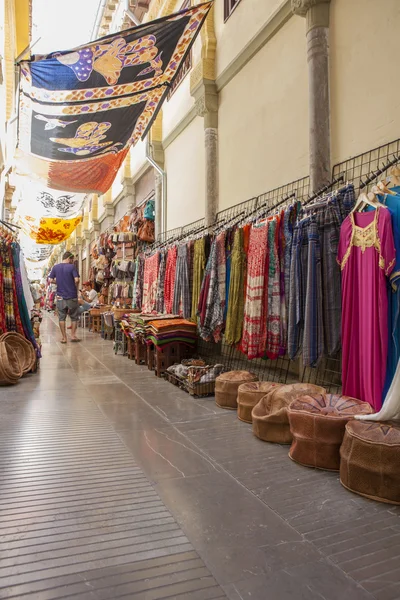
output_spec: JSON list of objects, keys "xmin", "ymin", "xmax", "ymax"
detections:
[{"xmin": 241, "ymin": 223, "xmax": 269, "ymax": 360}]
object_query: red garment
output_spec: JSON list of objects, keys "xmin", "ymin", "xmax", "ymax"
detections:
[
  {"xmin": 164, "ymin": 246, "xmax": 178, "ymax": 314},
  {"xmin": 0, "ymin": 250, "xmax": 5, "ymax": 335},
  {"xmin": 241, "ymin": 223, "xmax": 269, "ymax": 359}
]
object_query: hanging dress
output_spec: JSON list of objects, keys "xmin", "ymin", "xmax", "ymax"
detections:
[
  {"xmin": 241, "ymin": 222, "xmax": 269, "ymax": 360},
  {"xmin": 337, "ymin": 207, "xmax": 395, "ymax": 411}
]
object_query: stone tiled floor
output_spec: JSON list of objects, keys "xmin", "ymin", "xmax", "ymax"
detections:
[{"xmin": 1, "ymin": 314, "xmax": 399, "ymax": 600}]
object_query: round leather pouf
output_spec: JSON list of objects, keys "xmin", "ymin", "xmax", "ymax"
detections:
[
  {"xmin": 237, "ymin": 382, "xmax": 283, "ymax": 424},
  {"xmin": 340, "ymin": 420, "xmax": 400, "ymax": 505},
  {"xmin": 252, "ymin": 383, "xmax": 326, "ymax": 444},
  {"xmin": 215, "ymin": 371, "xmax": 258, "ymax": 410},
  {"xmin": 288, "ymin": 393, "xmax": 373, "ymax": 471}
]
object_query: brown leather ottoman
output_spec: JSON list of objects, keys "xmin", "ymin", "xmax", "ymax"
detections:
[
  {"xmin": 215, "ymin": 371, "xmax": 258, "ymax": 410},
  {"xmin": 288, "ymin": 393, "xmax": 373, "ymax": 470},
  {"xmin": 237, "ymin": 382, "xmax": 282, "ymax": 423},
  {"xmin": 340, "ymin": 420, "xmax": 400, "ymax": 505},
  {"xmin": 252, "ymin": 383, "xmax": 326, "ymax": 444}
]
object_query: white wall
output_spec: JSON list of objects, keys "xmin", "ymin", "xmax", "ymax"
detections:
[
  {"xmin": 163, "ymin": 75, "xmax": 195, "ymax": 139},
  {"xmin": 214, "ymin": 0, "xmax": 283, "ymax": 78},
  {"xmin": 130, "ymin": 139, "xmax": 148, "ymax": 181},
  {"xmin": 164, "ymin": 116, "xmax": 205, "ymax": 229},
  {"xmin": 330, "ymin": 0, "xmax": 400, "ymax": 165},
  {"xmin": 218, "ymin": 16, "xmax": 308, "ymax": 209},
  {"xmin": 135, "ymin": 168, "xmax": 155, "ymax": 205}
]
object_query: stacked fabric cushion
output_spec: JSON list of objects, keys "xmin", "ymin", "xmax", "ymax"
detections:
[
  {"xmin": 288, "ymin": 393, "xmax": 373, "ymax": 470},
  {"xmin": 237, "ymin": 382, "xmax": 283, "ymax": 424},
  {"xmin": 340, "ymin": 420, "xmax": 400, "ymax": 505},
  {"xmin": 215, "ymin": 371, "xmax": 258, "ymax": 410},
  {"xmin": 252, "ymin": 383, "xmax": 326, "ymax": 444},
  {"xmin": 147, "ymin": 319, "xmax": 197, "ymax": 349}
]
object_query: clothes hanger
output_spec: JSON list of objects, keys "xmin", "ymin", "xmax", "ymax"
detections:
[
  {"xmin": 376, "ymin": 179, "xmax": 397, "ymax": 196},
  {"xmin": 352, "ymin": 190, "xmax": 386, "ymax": 213},
  {"xmin": 389, "ymin": 166, "xmax": 400, "ymax": 187}
]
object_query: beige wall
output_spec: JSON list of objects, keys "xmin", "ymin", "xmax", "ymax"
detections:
[
  {"xmin": 130, "ymin": 139, "xmax": 148, "ymax": 181},
  {"xmin": 218, "ymin": 16, "xmax": 308, "ymax": 210},
  {"xmin": 135, "ymin": 168, "xmax": 155, "ymax": 205},
  {"xmin": 330, "ymin": 0, "xmax": 400, "ymax": 165},
  {"xmin": 214, "ymin": 0, "xmax": 283, "ymax": 78},
  {"xmin": 164, "ymin": 116, "xmax": 205, "ymax": 229},
  {"xmin": 163, "ymin": 75, "xmax": 195, "ymax": 139}
]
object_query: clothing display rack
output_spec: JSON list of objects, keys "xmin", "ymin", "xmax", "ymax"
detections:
[{"xmin": 140, "ymin": 137, "xmax": 400, "ymax": 393}]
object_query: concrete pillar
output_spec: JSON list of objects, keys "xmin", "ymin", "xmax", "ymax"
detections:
[
  {"xmin": 193, "ymin": 81, "xmax": 219, "ymax": 227},
  {"xmin": 292, "ymin": 0, "xmax": 331, "ymax": 192}
]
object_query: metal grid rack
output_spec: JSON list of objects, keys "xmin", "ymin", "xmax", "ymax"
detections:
[
  {"xmin": 332, "ymin": 138, "xmax": 400, "ymax": 194},
  {"xmin": 307, "ymin": 137, "xmax": 400, "ymax": 392},
  {"xmin": 155, "ymin": 218, "xmax": 206, "ymax": 245},
  {"xmin": 147, "ymin": 138, "xmax": 400, "ymax": 393}
]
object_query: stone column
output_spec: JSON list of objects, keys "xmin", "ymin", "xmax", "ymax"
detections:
[
  {"xmin": 292, "ymin": 0, "xmax": 331, "ymax": 192},
  {"xmin": 192, "ymin": 81, "xmax": 219, "ymax": 228},
  {"xmin": 190, "ymin": 5, "xmax": 218, "ymax": 228}
]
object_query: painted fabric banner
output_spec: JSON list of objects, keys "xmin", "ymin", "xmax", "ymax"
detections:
[
  {"xmin": 16, "ymin": 2, "xmax": 212, "ymax": 194},
  {"xmin": 17, "ymin": 179, "xmax": 86, "ymax": 219},
  {"xmin": 19, "ymin": 233, "xmax": 54, "ymax": 262},
  {"xmin": 20, "ymin": 215, "xmax": 83, "ymax": 244}
]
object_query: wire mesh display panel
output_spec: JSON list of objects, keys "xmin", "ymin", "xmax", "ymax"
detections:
[
  {"xmin": 308, "ymin": 137, "xmax": 400, "ymax": 392},
  {"xmin": 332, "ymin": 137, "xmax": 400, "ymax": 193},
  {"xmin": 155, "ymin": 218, "xmax": 206, "ymax": 245},
  {"xmin": 150, "ymin": 138, "xmax": 400, "ymax": 393}
]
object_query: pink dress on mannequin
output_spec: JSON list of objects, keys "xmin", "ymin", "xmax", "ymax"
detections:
[{"xmin": 337, "ymin": 207, "xmax": 395, "ymax": 411}]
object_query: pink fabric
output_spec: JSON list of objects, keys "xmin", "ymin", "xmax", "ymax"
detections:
[
  {"xmin": 338, "ymin": 208, "xmax": 395, "ymax": 411},
  {"xmin": 164, "ymin": 247, "xmax": 177, "ymax": 314},
  {"xmin": 142, "ymin": 252, "xmax": 160, "ymax": 314},
  {"xmin": 241, "ymin": 223, "xmax": 269, "ymax": 359}
]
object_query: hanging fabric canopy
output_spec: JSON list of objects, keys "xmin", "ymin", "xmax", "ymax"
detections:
[
  {"xmin": 18, "ymin": 233, "xmax": 54, "ymax": 261},
  {"xmin": 16, "ymin": 179, "xmax": 86, "ymax": 219},
  {"xmin": 19, "ymin": 214, "xmax": 83, "ymax": 244},
  {"xmin": 16, "ymin": 2, "xmax": 212, "ymax": 194}
]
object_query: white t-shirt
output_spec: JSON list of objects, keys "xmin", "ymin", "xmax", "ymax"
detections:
[{"xmin": 86, "ymin": 289, "xmax": 99, "ymax": 306}]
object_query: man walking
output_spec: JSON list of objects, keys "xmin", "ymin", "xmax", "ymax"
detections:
[{"xmin": 49, "ymin": 252, "xmax": 80, "ymax": 343}]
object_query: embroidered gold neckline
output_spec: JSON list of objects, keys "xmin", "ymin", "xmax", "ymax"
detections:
[{"xmin": 339, "ymin": 208, "xmax": 386, "ymax": 271}]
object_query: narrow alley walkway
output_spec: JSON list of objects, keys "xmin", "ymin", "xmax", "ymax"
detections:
[{"xmin": 0, "ymin": 315, "xmax": 399, "ymax": 600}]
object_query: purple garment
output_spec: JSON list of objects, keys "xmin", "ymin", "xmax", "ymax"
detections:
[
  {"xmin": 338, "ymin": 208, "xmax": 396, "ymax": 411},
  {"xmin": 49, "ymin": 263, "xmax": 79, "ymax": 299}
]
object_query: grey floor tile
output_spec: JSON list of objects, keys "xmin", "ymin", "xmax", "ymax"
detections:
[{"xmin": 2, "ymin": 313, "xmax": 398, "ymax": 600}]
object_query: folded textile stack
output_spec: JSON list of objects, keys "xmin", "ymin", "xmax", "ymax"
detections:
[
  {"xmin": 121, "ymin": 313, "xmax": 178, "ymax": 342},
  {"xmin": 147, "ymin": 319, "xmax": 197, "ymax": 349}
]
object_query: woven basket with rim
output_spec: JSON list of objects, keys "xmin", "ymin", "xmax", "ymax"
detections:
[
  {"xmin": 0, "ymin": 332, "xmax": 36, "ymax": 375},
  {"xmin": 0, "ymin": 340, "xmax": 23, "ymax": 384},
  {"xmin": 215, "ymin": 371, "xmax": 258, "ymax": 410},
  {"xmin": 237, "ymin": 381, "xmax": 283, "ymax": 424}
]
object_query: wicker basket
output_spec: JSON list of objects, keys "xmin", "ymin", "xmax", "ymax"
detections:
[
  {"xmin": 252, "ymin": 383, "xmax": 326, "ymax": 444},
  {"xmin": 215, "ymin": 371, "xmax": 258, "ymax": 410},
  {"xmin": 237, "ymin": 382, "xmax": 283, "ymax": 424},
  {"xmin": 99, "ymin": 305, "xmax": 112, "ymax": 314},
  {"xmin": 0, "ymin": 341, "xmax": 23, "ymax": 384},
  {"xmin": 0, "ymin": 332, "xmax": 36, "ymax": 374},
  {"xmin": 112, "ymin": 308, "xmax": 140, "ymax": 320}
]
